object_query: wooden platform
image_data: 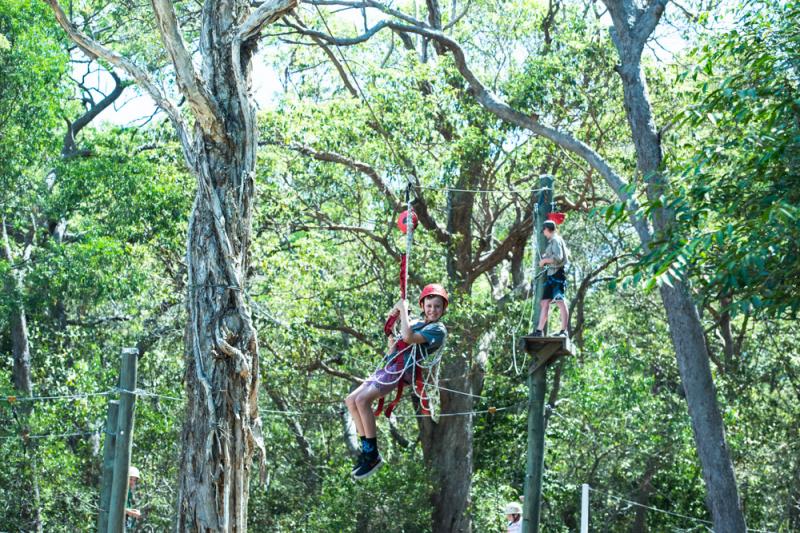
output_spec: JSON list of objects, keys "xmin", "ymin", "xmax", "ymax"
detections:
[{"xmin": 522, "ymin": 336, "xmax": 575, "ymax": 374}]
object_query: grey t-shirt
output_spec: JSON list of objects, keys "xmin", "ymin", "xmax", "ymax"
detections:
[
  {"xmin": 391, "ymin": 319, "xmax": 447, "ymax": 365},
  {"xmin": 543, "ymin": 234, "xmax": 569, "ymax": 276}
]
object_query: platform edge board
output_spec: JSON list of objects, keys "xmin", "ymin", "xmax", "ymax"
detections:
[{"xmin": 521, "ymin": 336, "xmax": 575, "ymax": 356}]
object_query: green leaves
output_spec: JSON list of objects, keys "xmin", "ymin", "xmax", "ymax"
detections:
[{"xmin": 632, "ymin": 0, "xmax": 800, "ymax": 317}]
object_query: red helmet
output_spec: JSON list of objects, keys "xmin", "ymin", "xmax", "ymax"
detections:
[{"xmin": 419, "ymin": 284, "xmax": 449, "ymax": 309}]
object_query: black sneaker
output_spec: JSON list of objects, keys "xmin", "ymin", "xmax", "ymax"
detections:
[
  {"xmin": 555, "ymin": 330, "xmax": 568, "ymax": 338},
  {"xmin": 351, "ymin": 453, "xmax": 366, "ymax": 476},
  {"xmin": 352, "ymin": 453, "xmax": 383, "ymax": 481},
  {"xmin": 531, "ymin": 330, "xmax": 544, "ymax": 337}
]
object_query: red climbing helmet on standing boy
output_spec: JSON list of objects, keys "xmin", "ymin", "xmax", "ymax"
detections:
[{"xmin": 419, "ymin": 284, "xmax": 449, "ymax": 309}]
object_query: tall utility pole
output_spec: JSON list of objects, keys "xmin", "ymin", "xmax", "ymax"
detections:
[
  {"xmin": 107, "ymin": 347, "xmax": 138, "ymax": 533},
  {"xmin": 522, "ymin": 175, "xmax": 574, "ymax": 533}
]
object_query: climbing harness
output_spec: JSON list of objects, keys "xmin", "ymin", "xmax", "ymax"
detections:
[{"xmin": 374, "ymin": 184, "xmax": 445, "ymax": 418}]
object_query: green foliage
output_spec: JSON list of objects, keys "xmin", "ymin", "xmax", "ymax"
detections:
[
  {"xmin": 639, "ymin": 0, "xmax": 800, "ymax": 316},
  {"xmin": 0, "ymin": 0, "xmax": 68, "ymax": 214},
  {"xmin": 2, "ymin": 0, "xmax": 799, "ymax": 531}
]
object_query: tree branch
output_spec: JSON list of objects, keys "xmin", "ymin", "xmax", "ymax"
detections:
[
  {"xmin": 289, "ymin": 16, "xmax": 652, "ymax": 243},
  {"xmin": 307, "ymin": 359, "xmax": 363, "ymax": 384},
  {"xmin": 64, "ymin": 69, "xmax": 126, "ymax": 157},
  {"xmin": 308, "ymin": 322, "xmax": 378, "ymax": 350},
  {"xmin": 443, "ymin": 1, "xmax": 470, "ymax": 30},
  {"xmin": 44, "ymin": 0, "xmax": 194, "ymax": 164},
  {"xmin": 468, "ymin": 213, "xmax": 533, "ymax": 285},
  {"xmin": 238, "ymin": 0, "xmax": 298, "ymax": 43},
  {"xmin": 276, "ymin": 141, "xmax": 400, "ymax": 210},
  {"xmin": 150, "ymin": 0, "xmax": 225, "ymax": 140},
  {"xmin": 633, "ymin": 0, "xmax": 669, "ymax": 45},
  {"xmin": 303, "ymin": 0, "xmax": 428, "ymax": 28}
]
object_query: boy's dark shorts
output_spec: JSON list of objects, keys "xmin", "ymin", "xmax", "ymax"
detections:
[{"xmin": 542, "ymin": 269, "xmax": 567, "ymax": 301}]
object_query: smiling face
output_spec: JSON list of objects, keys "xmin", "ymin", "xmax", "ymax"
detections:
[{"xmin": 422, "ymin": 295, "xmax": 445, "ymax": 322}]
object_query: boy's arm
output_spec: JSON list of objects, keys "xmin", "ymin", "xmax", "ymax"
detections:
[{"xmin": 394, "ymin": 300, "xmax": 429, "ymax": 345}]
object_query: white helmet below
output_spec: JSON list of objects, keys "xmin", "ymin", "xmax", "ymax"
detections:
[
  {"xmin": 128, "ymin": 466, "xmax": 141, "ymax": 480},
  {"xmin": 503, "ymin": 502, "xmax": 522, "ymax": 515}
]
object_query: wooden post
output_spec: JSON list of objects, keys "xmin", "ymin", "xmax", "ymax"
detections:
[
  {"xmin": 522, "ymin": 175, "xmax": 553, "ymax": 533},
  {"xmin": 581, "ymin": 483, "xmax": 590, "ymax": 533},
  {"xmin": 97, "ymin": 400, "xmax": 119, "ymax": 533},
  {"xmin": 107, "ymin": 348, "xmax": 138, "ymax": 533}
]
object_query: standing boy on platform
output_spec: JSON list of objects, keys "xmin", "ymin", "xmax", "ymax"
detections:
[{"xmin": 532, "ymin": 220, "xmax": 569, "ymax": 337}]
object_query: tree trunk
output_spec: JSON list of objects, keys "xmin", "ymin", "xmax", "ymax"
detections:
[
  {"xmin": 659, "ymin": 283, "xmax": 746, "ymax": 530},
  {"xmin": 9, "ymin": 300, "xmax": 33, "ymax": 395},
  {"xmin": 418, "ymin": 347, "xmax": 482, "ymax": 533},
  {"xmin": 2, "ymin": 223, "xmax": 41, "ymax": 531},
  {"xmin": 630, "ymin": 460, "xmax": 658, "ymax": 533},
  {"xmin": 45, "ymin": 0, "xmax": 297, "ymax": 530},
  {"xmin": 175, "ymin": 9, "xmax": 265, "ymax": 532},
  {"xmin": 606, "ymin": 3, "xmax": 747, "ymax": 528},
  {"xmin": 416, "ymin": 181, "xmax": 481, "ymax": 532},
  {"xmin": 2, "ymin": 221, "xmax": 33, "ymax": 396}
]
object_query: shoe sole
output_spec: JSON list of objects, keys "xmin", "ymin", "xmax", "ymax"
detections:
[{"xmin": 352, "ymin": 457, "xmax": 384, "ymax": 481}]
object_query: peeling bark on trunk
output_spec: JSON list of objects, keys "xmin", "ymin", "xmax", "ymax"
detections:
[
  {"xmin": 176, "ymin": 72, "xmax": 263, "ymax": 533},
  {"xmin": 171, "ymin": 3, "xmax": 294, "ymax": 530}
]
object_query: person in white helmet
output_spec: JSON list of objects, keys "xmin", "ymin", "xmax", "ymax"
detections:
[
  {"xmin": 126, "ymin": 466, "xmax": 142, "ymax": 529},
  {"xmin": 503, "ymin": 502, "xmax": 523, "ymax": 532},
  {"xmin": 345, "ymin": 284, "xmax": 449, "ymax": 481}
]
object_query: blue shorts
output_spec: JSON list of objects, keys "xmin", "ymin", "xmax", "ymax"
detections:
[{"xmin": 542, "ymin": 270, "xmax": 567, "ymax": 301}]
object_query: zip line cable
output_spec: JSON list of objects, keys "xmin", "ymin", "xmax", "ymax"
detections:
[
  {"xmin": 416, "ymin": 184, "xmax": 552, "ymax": 195},
  {"xmin": 311, "ymin": 3, "xmax": 414, "ymax": 191},
  {"xmin": 306, "ymin": 7, "xmax": 560, "ymax": 200},
  {"xmin": 258, "ymin": 402, "xmax": 520, "ymax": 419},
  {"xmin": 0, "ymin": 429, "xmax": 100, "ymax": 441},
  {"xmin": 590, "ymin": 487, "xmax": 714, "ymax": 527},
  {"xmin": 0, "ymin": 390, "xmax": 113, "ymax": 403},
  {"xmin": 0, "ymin": 387, "xmax": 183, "ymax": 406},
  {"xmin": 585, "ymin": 486, "xmax": 781, "ymax": 532}
]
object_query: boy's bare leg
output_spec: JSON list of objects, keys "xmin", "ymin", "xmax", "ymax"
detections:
[
  {"xmin": 345, "ymin": 383, "xmax": 371, "ymax": 437},
  {"xmin": 555, "ymin": 300, "xmax": 569, "ymax": 331},
  {"xmin": 536, "ymin": 299, "xmax": 552, "ymax": 332},
  {"xmin": 354, "ymin": 386, "xmax": 385, "ymax": 438}
]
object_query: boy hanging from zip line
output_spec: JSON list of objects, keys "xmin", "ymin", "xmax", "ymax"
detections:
[
  {"xmin": 532, "ymin": 219, "xmax": 570, "ymax": 338},
  {"xmin": 344, "ymin": 284, "xmax": 448, "ymax": 481}
]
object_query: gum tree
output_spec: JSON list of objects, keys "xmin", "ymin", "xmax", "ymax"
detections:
[{"xmin": 44, "ymin": 0, "xmax": 296, "ymax": 529}]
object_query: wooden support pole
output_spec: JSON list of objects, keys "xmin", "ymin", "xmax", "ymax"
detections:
[
  {"xmin": 97, "ymin": 400, "xmax": 119, "ymax": 533},
  {"xmin": 107, "ymin": 348, "xmax": 138, "ymax": 533},
  {"xmin": 522, "ymin": 175, "xmax": 553, "ymax": 533},
  {"xmin": 581, "ymin": 483, "xmax": 590, "ymax": 533}
]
